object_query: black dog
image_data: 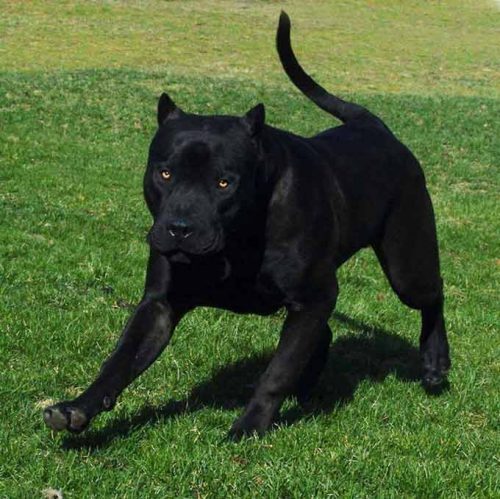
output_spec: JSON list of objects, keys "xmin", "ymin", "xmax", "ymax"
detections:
[{"xmin": 44, "ymin": 12, "xmax": 450, "ymax": 439}]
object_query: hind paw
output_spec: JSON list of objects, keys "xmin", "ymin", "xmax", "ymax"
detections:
[{"xmin": 422, "ymin": 350, "xmax": 450, "ymax": 387}]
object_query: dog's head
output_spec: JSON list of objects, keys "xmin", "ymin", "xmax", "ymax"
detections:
[{"xmin": 144, "ymin": 93, "xmax": 266, "ymax": 257}]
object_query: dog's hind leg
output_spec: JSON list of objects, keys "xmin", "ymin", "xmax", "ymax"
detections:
[
  {"xmin": 294, "ymin": 325, "xmax": 332, "ymax": 406},
  {"xmin": 373, "ymin": 179, "xmax": 450, "ymax": 387},
  {"xmin": 419, "ymin": 299, "xmax": 450, "ymax": 387}
]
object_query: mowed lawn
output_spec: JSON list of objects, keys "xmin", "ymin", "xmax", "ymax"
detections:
[{"xmin": 0, "ymin": 1, "xmax": 499, "ymax": 497}]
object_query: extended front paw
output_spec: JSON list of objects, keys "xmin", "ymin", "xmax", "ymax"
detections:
[{"xmin": 43, "ymin": 402, "xmax": 89, "ymax": 433}]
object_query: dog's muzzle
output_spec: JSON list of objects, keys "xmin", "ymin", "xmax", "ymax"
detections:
[{"xmin": 147, "ymin": 222, "xmax": 223, "ymax": 256}]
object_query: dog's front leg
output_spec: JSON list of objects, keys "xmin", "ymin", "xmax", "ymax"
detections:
[
  {"xmin": 43, "ymin": 252, "xmax": 185, "ymax": 433},
  {"xmin": 43, "ymin": 299, "xmax": 184, "ymax": 433},
  {"xmin": 229, "ymin": 294, "xmax": 336, "ymax": 440}
]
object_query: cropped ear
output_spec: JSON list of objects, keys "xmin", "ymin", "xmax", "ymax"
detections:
[
  {"xmin": 243, "ymin": 103, "xmax": 265, "ymax": 137},
  {"xmin": 157, "ymin": 92, "xmax": 182, "ymax": 125}
]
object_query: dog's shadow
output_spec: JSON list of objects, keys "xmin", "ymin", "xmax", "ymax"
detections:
[{"xmin": 62, "ymin": 312, "xmax": 443, "ymax": 451}]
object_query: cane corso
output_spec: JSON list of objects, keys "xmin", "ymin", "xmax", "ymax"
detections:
[{"xmin": 43, "ymin": 12, "xmax": 450, "ymax": 439}]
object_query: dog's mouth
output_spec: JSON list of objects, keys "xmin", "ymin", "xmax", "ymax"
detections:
[
  {"xmin": 168, "ymin": 251, "xmax": 192, "ymax": 264},
  {"xmin": 166, "ymin": 239, "xmax": 222, "ymax": 264},
  {"xmin": 147, "ymin": 229, "xmax": 223, "ymax": 260},
  {"xmin": 200, "ymin": 232, "xmax": 223, "ymax": 254}
]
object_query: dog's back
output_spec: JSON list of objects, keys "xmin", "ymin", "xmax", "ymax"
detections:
[{"xmin": 275, "ymin": 12, "xmax": 427, "ymax": 262}]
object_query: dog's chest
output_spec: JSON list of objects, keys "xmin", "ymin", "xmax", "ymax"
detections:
[
  {"xmin": 170, "ymin": 251, "xmax": 284, "ymax": 315},
  {"xmin": 207, "ymin": 274, "xmax": 283, "ymax": 315}
]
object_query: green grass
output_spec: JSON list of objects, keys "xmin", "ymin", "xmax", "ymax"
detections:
[
  {"xmin": 1, "ymin": 1, "xmax": 499, "ymax": 497},
  {"xmin": 1, "ymin": 0, "xmax": 499, "ymax": 97}
]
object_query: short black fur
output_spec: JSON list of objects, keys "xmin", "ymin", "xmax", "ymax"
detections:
[{"xmin": 44, "ymin": 12, "xmax": 450, "ymax": 439}]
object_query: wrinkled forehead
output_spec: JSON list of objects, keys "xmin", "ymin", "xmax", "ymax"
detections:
[
  {"xmin": 149, "ymin": 116, "xmax": 249, "ymax": 164},
  {"xmin": 150, "ymin": 131, "xmax": 215, "ymax": 162},
  {"xmin": 174, "ymin": 131, "xmax": 225, "ymax": 164}
]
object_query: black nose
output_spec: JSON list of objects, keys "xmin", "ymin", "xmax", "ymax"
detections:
[{"xmin": 167, "ymin": 220, "xmax": 193, "ymax": 239}]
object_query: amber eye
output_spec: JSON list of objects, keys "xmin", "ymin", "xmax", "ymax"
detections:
[
  {"xmin": 218, "ymin": 179, "xmax": 229, "ymax": 189},
  {"xmin": 160, "ymin": 169, "xmax": 171, "ymax": 181}
]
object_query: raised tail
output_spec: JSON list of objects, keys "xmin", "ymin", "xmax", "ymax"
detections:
[{"xmin": 276, "ymin": 11, "xmax": 371, "ymax": 123}]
